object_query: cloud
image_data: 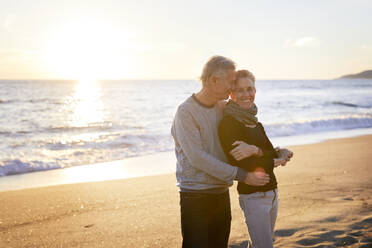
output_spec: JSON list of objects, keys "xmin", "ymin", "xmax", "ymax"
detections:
[{"xmin": 284, "ymin": 37, "xmax": 321, "ymax": 48}]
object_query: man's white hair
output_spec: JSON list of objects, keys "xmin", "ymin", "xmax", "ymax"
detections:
[{"xmin": 200, "ymin": 56, "xmax": 236, "ymax": 87}]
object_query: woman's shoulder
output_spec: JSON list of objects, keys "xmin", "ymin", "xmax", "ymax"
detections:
[
  {"xmin": 257, "ymin": 122, "xmax": 265, "ymax": 130},
  {"xmin": 219, "ymin": 115, "xmax": 242, "ymax": 129},
  {"xmin": 220, "ymin": 114, "xmax": 240, "ymax": 123}
]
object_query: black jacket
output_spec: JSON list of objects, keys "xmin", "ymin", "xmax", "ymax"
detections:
[{"xmin": 218, "ymin": 115, "xmax": 278, "ymax": 194}]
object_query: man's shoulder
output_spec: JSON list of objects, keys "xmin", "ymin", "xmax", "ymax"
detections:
[
  {"xmin": 177, "ymin": 95, "xmax": 218, "ymax": 114},
  {"xmin": 175, "ymin": 96, "xmax": 195, "ymax": 115},
  {"xmin": 173, "ymin": 96, "xmax": 199, "ymax": 121},
  {"xmin": 178, "ymin": 96, "xmax": 194, "ymax": 109}
]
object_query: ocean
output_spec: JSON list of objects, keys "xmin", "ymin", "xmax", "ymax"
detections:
[{"xmin": 1, "ymin": 79, "xmax": 372, "ymax": 178}]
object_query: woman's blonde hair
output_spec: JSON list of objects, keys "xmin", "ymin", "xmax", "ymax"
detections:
[{"xmin": 235, "ymin": 70, "xmax": 256, "ymax": 85}]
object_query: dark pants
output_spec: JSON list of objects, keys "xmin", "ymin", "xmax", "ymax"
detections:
[{"xmin": 180, "ymin": 190, "xmax": 232, "ymax": 248}]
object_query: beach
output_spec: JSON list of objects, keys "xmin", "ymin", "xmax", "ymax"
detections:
[
  {"xmin": 1, "ymin": 135, "xmax": 372, "ymax": 248},
  {"xmin": 1, "ymin": 1, "xmax": 372, "ymax": 247}
]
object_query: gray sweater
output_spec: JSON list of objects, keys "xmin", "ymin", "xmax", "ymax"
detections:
[{"xmin": 171, "ymin": 95, "xmax": 243, "ymax": 191}]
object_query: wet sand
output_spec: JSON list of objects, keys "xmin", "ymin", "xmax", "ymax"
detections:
[{"xmin": 1, "ymin": 135, "xmax": 371, "ymax": 247}]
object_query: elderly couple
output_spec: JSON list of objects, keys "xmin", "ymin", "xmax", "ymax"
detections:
[{"xmin": 171, "ymin": 56, "xmax": 293, "ymax": 248}]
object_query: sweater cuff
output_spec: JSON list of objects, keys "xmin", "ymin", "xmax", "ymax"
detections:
[
  {"xmin": 262, "ymin": 149, "xmax": 279, "ymax": 158},
  {"xmin": 234, "ymin": 168, "xmax": 247, "ymax": 182}
]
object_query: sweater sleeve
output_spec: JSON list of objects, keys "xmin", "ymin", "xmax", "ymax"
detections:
[
  {"xmin": 218, "ymin": 116, "xmax": 244, "ymax": 164},
  {"xmin": 218, "ymin": 116, "xmax": 274, "ymax": 172},
  {"xmin": 252, "ymin": 123, "xmax": 276, "ymax": 172},
  {"xmin": 258, "ymin": 123, "xmax": 279, "ymax": 159},
  {"xmin": 172, "ymin": 107, "xmax": 238, "ymax": 182},
  {"xmin": 218, "ymin": 116, "xmax": 257, "ymax": 169}
]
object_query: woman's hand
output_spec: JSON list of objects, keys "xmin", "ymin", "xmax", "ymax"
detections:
[
  {"xmin": 274, "ymin": 158, "xmax": 286, "ymax": 167},
  {"xmin": 230, "ymin": 141, "xmax": 260, "ymax": 161},
  {"xmin": 275, "ymin": 147, "xmax": 294, "ymax": 166}
]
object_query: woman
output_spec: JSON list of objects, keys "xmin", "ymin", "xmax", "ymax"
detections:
[{"xmin": 218, "ymin": 70, "xmax": 293, "ymax": 248}]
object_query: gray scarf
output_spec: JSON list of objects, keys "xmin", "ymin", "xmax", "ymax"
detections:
[{"xmin": 223, "ymin": 100, "xmax": 258, "ymax": 126}]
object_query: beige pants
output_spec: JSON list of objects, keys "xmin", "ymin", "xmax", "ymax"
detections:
[{"xmin": 239, "ymin": 189, "xmax": 278, "ymax": 248}]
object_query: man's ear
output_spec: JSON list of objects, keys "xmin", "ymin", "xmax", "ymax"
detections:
[{"xmin": 209, "ymin": 75, "xmax": 217, "ymax": 86}]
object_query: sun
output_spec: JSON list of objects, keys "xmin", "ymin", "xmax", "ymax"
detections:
[{"xmin": 43, "ymin": 18, "xmax": 132, "ymax": 80}]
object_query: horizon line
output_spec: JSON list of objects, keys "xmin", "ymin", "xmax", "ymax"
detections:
[{"xmin": 0, "ymin": 77, "xmax": 344, "ymax": 81}]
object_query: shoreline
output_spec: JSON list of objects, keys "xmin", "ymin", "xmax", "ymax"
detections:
[
  {"xmin": 1, "ymin": 128, "xmax": 372, "ymax": 192},
  {"xmin": 0, "ymin": 151, "xmax": 176, "ymax": 192},
  {"xmin": 1, "ymin": 135, "xmax": 371, "ymax": 247}
]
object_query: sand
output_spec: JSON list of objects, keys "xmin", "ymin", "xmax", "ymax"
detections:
[{"xmin": 0, "ymin": 135, "xmax": 371, "ymax": 247}]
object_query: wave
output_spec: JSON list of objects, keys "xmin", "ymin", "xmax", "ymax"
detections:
[
  {"xmin": 0, "ymin": 134, "xmax": 173, "ymax": 177},
  {"xmin": 331, "ymin": 101, "xmax": 372, "ymax": 108},
  {"xmin": 46, "ymin": 123, "xmax": 115, "ymax": 133},
  {"xmin": 0, "ymin": 131, "xmax": 12, "ymax": 136},
  {"xmin": 0, "ymin": 98, "xmax": 62, "ymax": 105},
  {"xmin": 41, "ymin": 133, "xmax": 159, "ymax": 151},
  {"xmin": 0, "ymin": 99, "xmax": 16, "ymax": 104},
  {"xmin": 2, "ymin": 116, "xmax": 371, "ymax": 177},
  {"xmin": 44, "ymin": 122, "xmax": 143, "ymax": 134},
  {"xmin": 43, "ymin": 138, "xmax": 134, "ymax": 151},
  {"xmin": 28, "ymin": 98, "xmax": 63, "ymax": 105},
  {"xmin": 0, "ymin": 159, "xmax": 61, "ymax": 176},
  {"xmin": 265, "ymin": 115, "xmax": 372, "ymax": 137}
]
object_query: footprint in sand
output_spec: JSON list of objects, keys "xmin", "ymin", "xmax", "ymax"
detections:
[
  {"xmin": 342, "ymin": 197, "xmax": 353, "ymax": 201},
  {"xmin": 229, "ymin": 240, "xmax": 249, "ymax": 248},
  {"xmin": 274, "ymin": 228, "xmax": 299, "ymax": 237},
  {"xmin": 359, "ymin": 245, "xmax": 372, "ymax": 248},
  {"xmin": 334, "ymin": 236, "xmax": 358, "ymax": 246},
  {"xmin": 361, "ymin": 237, "xmax": 372, "ymax": 243},
  {"xmin": 319, "ymin": 216, "xmax": 342, "ymax": 223},
  {"xmin": 349, "ymin": 217, "xmax": 372, "ymax": 230},
  {"xmin": 296, "ymin": 237, "xmax": 322, "ymax": 246},
  {"xmin": 318, "ymin": 230, "xmax": 345, "ymax": 238},
  {"xmin": 295, "ymin": 230, "xmax": 358, "ymax": 247},
  {"xmin": 349, "ymin": 230, "xmax": 363, "ymax": 237}
]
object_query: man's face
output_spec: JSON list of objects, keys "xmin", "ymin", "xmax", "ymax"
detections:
[{"xmin": 213, "ymin": 69, "xmax": 236, "ymax": 100}]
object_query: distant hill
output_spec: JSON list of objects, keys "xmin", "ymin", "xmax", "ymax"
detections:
[{"xmin": 339, "ymin": 70, "xmax": 372, "ymax": 79}]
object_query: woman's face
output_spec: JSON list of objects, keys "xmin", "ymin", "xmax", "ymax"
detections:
[{"xmin": 230, "ymin": 77, "xmax": 256, "ymax": 109}]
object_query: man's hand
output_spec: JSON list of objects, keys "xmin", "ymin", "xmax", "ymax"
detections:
[
  {"xmin": 230, "ymin": 141, "xmax": 260, "ymax": 161},
  {"xmin": 244, "ymin": 171, "xmax": 270, "ymax": 186}
]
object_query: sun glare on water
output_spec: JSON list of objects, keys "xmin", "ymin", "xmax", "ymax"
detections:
[
  {"xmin": 44, "ymin": 18, "xmax": 132, "ymax": 80},
  {"xmin": 69, "ymin": 79, "xmax": 105, "ymax": 127}
]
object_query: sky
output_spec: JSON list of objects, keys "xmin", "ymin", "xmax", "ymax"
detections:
[{"xmin": 0, "ymin": 0, "xmax": 371, "ymax": 80}]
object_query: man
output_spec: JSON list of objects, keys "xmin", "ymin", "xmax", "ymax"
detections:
[{"xmin": 171, "ymin": 56, "xmax": 270, "ymax": 248}]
